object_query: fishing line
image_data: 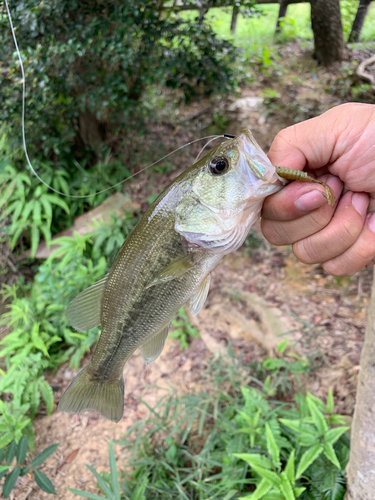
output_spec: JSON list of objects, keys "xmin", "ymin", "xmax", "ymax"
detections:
[
  {"xmin": 4, "ymin": 0, "xmax": 225, "ymax": 200},
  {"xmin": 194, "ymin": 135, "xmax": 224, "ymax": 162}
]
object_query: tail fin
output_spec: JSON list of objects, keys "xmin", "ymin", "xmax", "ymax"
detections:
[{"xmin": 58, "ymin": 365, "xmax": 124, "ymax": 423}]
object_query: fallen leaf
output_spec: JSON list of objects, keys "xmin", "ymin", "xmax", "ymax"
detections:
[{"xmin": 65, "ymin": 448, "xmax": 80, "ymax": 463}]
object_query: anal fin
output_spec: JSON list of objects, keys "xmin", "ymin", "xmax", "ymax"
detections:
[
  {"xmin": 66, "ymin": 275, "xmax": 108, "ymax": 331},
  {"xmin": 141, "ymin": 325, "xmax": 170, "ymax": 364},
  {"xmin": 190, "ymin": 274, "xmax": 211, "ymax": 316},
  {"xmin": 146, "ymin": 255, "xmax": 195, "ymax": 288}
]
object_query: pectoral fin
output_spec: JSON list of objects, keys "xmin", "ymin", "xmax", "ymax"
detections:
[
  {"xmin": 146, "ymin": 255, "xmax": 195, "ymax": 288},
  {"xmin": 66, "ymin": 275, "xmax": 108, "ymax": 331},
  {"xmin": 141, "ymin": 325, "xmax": 170, "ymax": 364},
  {"xmin": 190, "ymin": 274, "xmax": 211, "ymax": 316}
]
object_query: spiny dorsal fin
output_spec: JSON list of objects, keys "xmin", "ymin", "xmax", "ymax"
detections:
[
  {"xmin": 141, "ymin": 325, "xmax": 170, "ymax": 364},
  {"xmin": 66, "ymin": 275, "xmax": 108, "ymax": 331},
  {"xmin": 190, "ymin": 274, "xmax": 211, "ymax": 316},
  {"xmin": 146, "ymin": 255, "xmax": 195, "ymax": 288}
]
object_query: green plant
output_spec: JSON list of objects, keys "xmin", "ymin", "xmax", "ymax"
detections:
[
  {"xmin": 0, "ymin": 437, "xmax": 58, "ymax": 497},
  {"xmin": 0, "ymin": 233, "xmax": 108, "ymax": 442},
  {"xmin": 257, "ymin": 341, "xmax": 310, "ymax": 397},
  {"xmin": 0, "ymin": 162, "xmax": 70, "ymax": 257},
  {"xmin": 1, "ymin": 0, "xmax": 240, "ymax": 161},
  {"xmin": 236, "ymin": 390, "xmax": 349, "ymax": 499},
  {"xmin": 170, "ymin": 307, "xmax": 199, "ymax": 351},
  {"xmin": 90, "ymin": 210, "xmax": 140, "ymax": 262},
  {"xmin": 70, "ymin": 352, "xmax": 349, "ymax": 499},
  {"xmin": 68, "ymin": 441, "xmax": 144, "ymax": 500}
]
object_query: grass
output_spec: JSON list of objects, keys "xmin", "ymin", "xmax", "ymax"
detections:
[{"xmin": 205, "ymin": 3, "xmax": 375, "ymax": 58}]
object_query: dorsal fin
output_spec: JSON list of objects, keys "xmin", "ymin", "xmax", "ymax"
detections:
[{"xmin": 66, "ymin": 275, "xmax": 108, "ymax": 331}]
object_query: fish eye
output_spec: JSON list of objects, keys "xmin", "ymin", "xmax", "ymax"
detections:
[{"xmin": 209, "ymin": 156, "xmax": 229, "ymax": 176}]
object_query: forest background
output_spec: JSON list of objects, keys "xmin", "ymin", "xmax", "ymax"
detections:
[{"xmin": 0, "ymin": 1, "xmax": 375, "ymax": 499}]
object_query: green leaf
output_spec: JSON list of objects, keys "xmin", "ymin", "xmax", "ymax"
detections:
[
  {"xmin": 284, "ymin": 450, "xmax": 295, "ymax": 485},
  {"xmin": 326, "ymin": 388, "xmax": 334, "ymax": 413},
  {"xmin": 85, "ymin": 465, "xmax": 114, "ymax": 499},
  {"xmin": 30, "ymin": 443, "xmax": 59, "ymax": 468},
  {"xmin": 39, "ymin": 380, "xmax": 55, "ymax": 416},
  {"xmin": 277, "ymin": 340, "xmax": 288, "ymax": 353},
  {"xmin": 298, "ymin": 432, "xmax": 318, "ymax": 447},
  {"xmin": 324, "ymin": 427, "xmax": 350, "ymax": 446},
  {"xmin": 67, "ymin": 488, "xmax": 106, "ymax": 499},
  {"xmin": 16, "ymin": 435, "xmax": 28, "ymax": 464},
  {"xmin": 239, "ymin": 478, "xmax": 272, "ymax": 500},
  {"xmin": 280, "ymin": 471, "xmax": 295, "ymax": 500},
  {"xmin": 2, "ymin": 466, "xmax": 20, "ymax": 498},
  {"xmin": 323, "ymin": 443, "xmax": 342, "ymax": 469},
  {"xmin": 279, "ymin": 419, "xmax": 314, "ymax": 436},
  {"xmin": 34, "ymin": 470, "xmax": 56, "ymax": 494},
  {"xmin": 109, "ymin": 442, "xmax": 120, "ymax": 500},
  {"xmin": 20, "ymin": 466, "xmax": 30, "ymax": 476},
  {"xmin": 0, "ymin": 468, "xmax": 9, "ymax": 480},
  {"xmin": 306, "ymin": 395, "xmax": 328, "ymax": 434},
  {"xmin": 234, "ymin": 453, "xmax": 273, "ymax": 470},
  {"xmin": 265, "ymin": 423, "xmax": 280, "ymax": 468},
  {"xmin": 30, "ymin": 224, "xmax": 40, "ymax": 258},
  {"xmin": 5, "ymin": 440, "xmax": 16, "ymax": 463},
  {"xmin": 44, "ymin": 194, "xmax": 70, "ymax": 214},
  {"xmin": 248, "ymin": 464, "xmax": 281, "ymax": 489},
  {"xmin": 33, "ymin": 201, "xmax": 42, "ymax": 226},
  {"xmin": 130, "ymin": 475, "xmax": 148, "ymax": 500},
  {"xmin": 293, "ymin": 487, "xmax": 306, "ymax": 497},
  {"xmin": 296, "ymin": 444, "xmax": 323, "ymax": 479}
]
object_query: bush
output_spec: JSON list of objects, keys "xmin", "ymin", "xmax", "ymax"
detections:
[{"xmin": 1, "ymin": 0, "xmax": 240, "ymax": 160}]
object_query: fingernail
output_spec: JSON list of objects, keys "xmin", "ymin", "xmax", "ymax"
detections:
[
  {"xmin": 352, "ymin": 192, "xmax": 369, "ymax": 216},
  {"xmin": 294, "ymin": 190, "xmax": 327, "ymax": 212},
  {"xmin": 368, "ymin": 212, "xmax": 375, "ymax": 234}
]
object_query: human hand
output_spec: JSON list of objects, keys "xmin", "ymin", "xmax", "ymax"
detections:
[{"xmin": 261, "ymin": 103, "xmax": 375, "ymax": 276}]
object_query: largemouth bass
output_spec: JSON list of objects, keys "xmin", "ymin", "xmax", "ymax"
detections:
[{"xmin": 58, "ymin": 129, "xmax": 334, "ymax": 422}]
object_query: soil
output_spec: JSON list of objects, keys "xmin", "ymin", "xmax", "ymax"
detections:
[{"xmin": 2, "ymin": 41, "xmax": 374, "ymax": 499}]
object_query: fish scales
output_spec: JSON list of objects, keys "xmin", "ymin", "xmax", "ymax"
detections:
[
  {"xmin": 92, "ymin": 196, "xmax": 218, "ymax": 381},
  {"xmin": 58, "ymin": 129, "xmax": 335, "ymax": 422}
]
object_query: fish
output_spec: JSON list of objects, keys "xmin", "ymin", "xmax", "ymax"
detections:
[{"xmin": 57, "ymin": 129, "xmax": 334, "ymax": 422}]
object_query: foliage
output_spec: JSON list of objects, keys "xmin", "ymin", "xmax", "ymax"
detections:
[
  {"xmin": 170, "ymin": 307, "xmax": 199, "ymax": 351},
  {"xmin": 0, "ymin": 437, "xmax": 58, "ymax": 497},
  {"xmin": 1, "ymin": 0, "xmax": 240, "ymax": 160},
  {"xmin": 254, "ymin": 341, "xmax": 310, "ymax": 398},
  {"xmin": 69, "ymin": 352, "xmax": 349, "ymax": 499},
  {"xmin": 340, "ymin": 0, "xmax": 358, "ymax": 37},
  {"xmin": 0, "ymin": 218, "xmax": 138, "ymax": 443}
]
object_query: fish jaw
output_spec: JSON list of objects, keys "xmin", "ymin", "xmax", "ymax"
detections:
[{"xmin": 175, "ymin": 129, "xmax": 285, "ymax": 254}]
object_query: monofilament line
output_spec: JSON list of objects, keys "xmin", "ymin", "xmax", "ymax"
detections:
[{"xmin": 4, "ymin": 0, "xmax": 224, "ymax": 199}]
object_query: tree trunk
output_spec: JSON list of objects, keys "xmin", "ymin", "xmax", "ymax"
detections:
[
  {"xmin": 230, "ymin": 4, "xmax": 239, "ymax": 33},
  {"xmin": 275, "ymin": 0, "xmax": 288, "ymax": 35},
  {"xmin": 310, "ymin": 0, "xmax": 345, "ymax": 65},
  {"xmin": 348, "ymin": 0, "xmax": 372, "ymax": 43},
  {"xmin": 345, "ymin": 266, "xmax": 375, "ymax": 499}
]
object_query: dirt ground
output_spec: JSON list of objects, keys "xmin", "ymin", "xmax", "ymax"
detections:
[{"xmin": 3, "ymin": 43, "xmax": 374, "ymax": 499}]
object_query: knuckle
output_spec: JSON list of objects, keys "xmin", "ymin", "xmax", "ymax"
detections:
[
  {"xmin": 293, "ymin": 239, "xmax": 320, "ymax": 264},
  {"xmin": 333, "ymin": 218, "xmax": 361, "ymax": 247},
  {"xmin": 354, "ymin": 239, "xmax": 374, "ymax": 262},
  {"xmin": 261, "ymin": 220, "xmax": 290, "ymax": 246},
  {"xmin": 322, "ymin": 260, "xmax": 349, "ymax": 277}
]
